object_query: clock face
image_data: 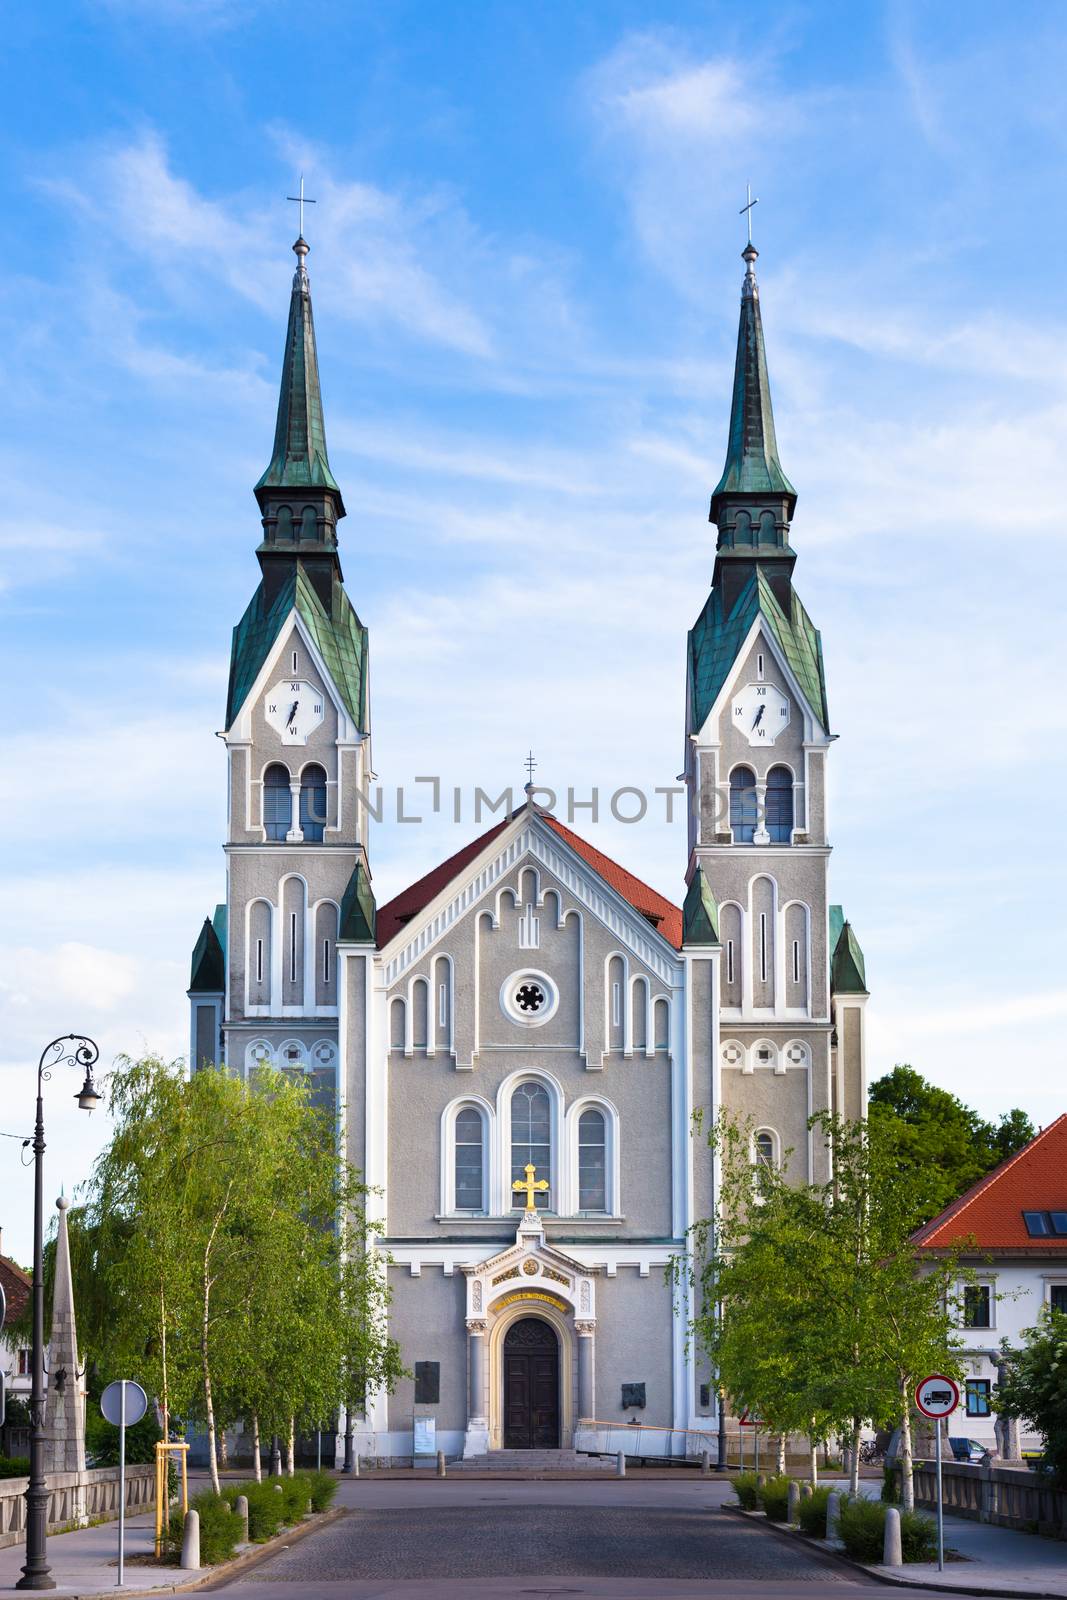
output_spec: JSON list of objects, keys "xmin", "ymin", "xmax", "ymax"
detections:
[
  {"xmin": 264, "ymin": 680, "xmax": 325, "ymax": 745},
  {"xmin": 732, "ymin": 682, "xmax": 790, "ymax": 745}
]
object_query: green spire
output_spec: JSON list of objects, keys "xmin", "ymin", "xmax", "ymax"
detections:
[
  {"xmin": 710, "ymin": 242, "xmax": 796, "ymax": 522},
  {"xmin": 682, "ymin": 867, "xmax": 719, "ymax": 945},
  {"xmin": 255, "ymin": 237, "xmax": 342, "ymax": 504}
]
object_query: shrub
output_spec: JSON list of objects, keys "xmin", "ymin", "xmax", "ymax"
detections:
[
  {"xmin": 85, "ymin": 1406, "xmax": 162, "ymax": 1467},
  {"xmin": 0, "ymin": 1457, "xmax": 30, "ymax": 1479},
  {"xmin": 161, "ymin": 1492, "xmax": 241, "ymax": 1566},
  {"xmin": 733, "ymin": 1471, "xmax": 760, "ymax": 1509},
  {"xmin": 838, "ymin": 1498, "xmax": 885, "ymax": 1562},
  {"xmin": 277, "ymin": 1472, "xmax": 312, "ymax": 1522},
  {"xmin": 880, "ymin": 1463, "xmax": 900, "ymax": 1504},
  {"xmin": 758, "ymin": 1476, "xmax": 793, "ymax": 1522},
  {"xmin": 306, "ymin": 1469, "xmax": 338, "ymax": 1512},
  {"xmin": 901, "ymin": 1510, "xmax": 938, "ymax": 1563},
  {"xmin": 797, "ymin": 1485, "xmax": 832, "ymax": 1537},
  {"xmin": 241, "ymin": 1481, "xmax": 286, "ymax": 1541}
]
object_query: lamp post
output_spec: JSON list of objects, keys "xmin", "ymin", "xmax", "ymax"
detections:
[{"xmin": 17, "ymin": 1034, "xmax": 100, "ymax": 1593}]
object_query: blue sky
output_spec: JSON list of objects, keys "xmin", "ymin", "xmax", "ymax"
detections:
[{"xmin": 2, "ymin": 1, "xmax": 1066, "ymax": 1263}]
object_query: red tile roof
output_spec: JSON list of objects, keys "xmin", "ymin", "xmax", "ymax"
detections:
[
  {"xmin": 0, "ymin": 1253, "xmax": 31, "ymax": 1325},
  {"xmin": 375, "ymin": 809, "xmax": 683, "ymax": 951},
  {"xmin": 912, "ymin": 1114, "xmax": 1067, "ymax": 1252}
]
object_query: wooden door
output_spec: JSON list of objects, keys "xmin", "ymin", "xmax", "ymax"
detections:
[{"xmin": 503, "ymin": 1317, "xmax": 559, "ymax": 1448}]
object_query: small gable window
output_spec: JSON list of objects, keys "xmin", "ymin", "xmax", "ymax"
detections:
[
  {"xmin": 765, "ymin": 766, "xmax": 794, "ymax": 843},
  {"xmin": 263, "ymin": 764, "xmax": 291, "ymax": 841},
  {"xmin": 578, "ymin": 1108, "xmax": 607, "ymax": 1213},
  {"xmin": 300, "ymin": 764, "xmax": 328, "ymax": 841},
  {"xmin": 730, "ymin": 767, "xmax": 757, "ymax": 844}
]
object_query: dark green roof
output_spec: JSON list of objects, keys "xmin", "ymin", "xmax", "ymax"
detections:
[
  {"xmin": 189, "ymin": 915, "xmax": 225, "ymax": 993},
  {"xmin": 830, "ymin": 906, "xmax": 868, "ymax": 995},
  {"xmin": 682, "ymin": 868, "xmax": 719, "ymax": 945},
  {"xmin": 688, "ymin": 566, "xmax": 828, "ymax": 733},
  {"xmin": 226, "ymin": 563, "xmax": 368, "ymax": 730},
  {"xmin": 338, "ymin": 862, "xmax": 376, "ymax": 944},
  {"xmin": 710, "ymin": 261, "xmax": 796, "ymax": 519},
  {"xmin": 255, "ymin": 245, "xmax": 340, "ymax": 498}
]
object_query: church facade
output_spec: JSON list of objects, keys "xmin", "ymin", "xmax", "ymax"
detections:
[{"xmin": 188, "ymin": 230, "xmax": 869, "ymax": 1461}]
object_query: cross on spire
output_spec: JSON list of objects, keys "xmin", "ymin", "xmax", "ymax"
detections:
[
  {"xmin": 739, "ymin": 182, "xmax": 759, "ymax": 245},
  {"xmin": 513, "ymin": 1162, "xmax": 550, "ymax": 1213},
  {"xmin": 523, "ymin": 750, "xmax": 537, "ymax": 794},
  {"xmin": 287, "ymin": 175, "xmax": 316, "ymax": 240}
]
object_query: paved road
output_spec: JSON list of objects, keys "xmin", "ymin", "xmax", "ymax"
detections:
[{"xmin": 209, "ymin": 1477, "xmax": 901, "ymax": 1600}]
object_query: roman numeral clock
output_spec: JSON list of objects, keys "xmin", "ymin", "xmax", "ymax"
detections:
[
  {"xmin": 264, "ymin": 679, "xmax": 325, "ymax": 744},
  {"xmin": 732, "ymin": 682, "xmax": 790, "ymax": 744}
]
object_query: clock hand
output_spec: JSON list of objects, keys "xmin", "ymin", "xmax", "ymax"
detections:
[
  {"xmin": 752, "ymin": 705, "xmax": 765, "ymax": 728},
  {"xmin": 286, "ymin": 701, "xmax": 299, "ymax": 728}
]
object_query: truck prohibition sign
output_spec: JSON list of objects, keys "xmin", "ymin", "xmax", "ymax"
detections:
[{"xmin": 915, "ymin": 1373, "xmax": 960, "ymax": 1419}]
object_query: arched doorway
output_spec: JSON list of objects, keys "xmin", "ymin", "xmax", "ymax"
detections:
[{"xmin": 503, "ymin": 1317, "xmax": 560, "ymax": 1448}]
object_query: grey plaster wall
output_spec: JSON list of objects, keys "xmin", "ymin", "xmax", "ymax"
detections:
[
  {"xmin": 593, "ymin": 1268, "xmax": 674, "ymax": 1424},
  {"xmin": 342, "ymin": 953, "xmax": 367, "ymax": 1177},
  {"xmin": 386, "ymin": 1266, "xmax": 467, "ymax": 1434}
]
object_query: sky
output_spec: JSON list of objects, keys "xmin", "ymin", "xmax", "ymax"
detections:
[{"xmin": 2, "ymin": 0, "xmax": 1066, "ymax": 1266}]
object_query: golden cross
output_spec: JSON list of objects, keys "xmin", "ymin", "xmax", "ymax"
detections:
[{"xmin": 513, "ymin": 1162, "xmax": 549, "ymax": 1212}]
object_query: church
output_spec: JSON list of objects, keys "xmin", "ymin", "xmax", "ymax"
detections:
[{"xmin": 186, "ymin": 225, "xmax": 869, "ymax": 1463}]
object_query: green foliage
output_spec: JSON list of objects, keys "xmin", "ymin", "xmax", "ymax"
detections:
[
  {"xmin": 797, "ymin": 1485, "xmax": 832, "ymax": 1537},
  {"xmin": 881, "ymin": 1463, "xmax": 900, "ymax": 1503},
  {"xmin": 0, "ymin": 1457, "xmax": 30, "ymax": 1479},
  {"xmin": 996, "ymin": 1308, "xmax": 1067, "ymax": 1485},
  {"xmin": 757, "ymin": 1475, "xmax": 792, "ymax": 1521},
  {"xmin": 162, "ymin": 1493, "xmax": 241, "ymax": 1566},
  {"xmin": 86, "ymin": 1405, "xmax": 162, "ymax": 1466},
  {"xmin": 2, "ymin": 1396, "xmax": 30, "ymax": 1427},
  {"xmin": 305, "ymin": 1470, "xmax": 338, "ymax": 1512},
  {"xmin": 733, "ymin": 1470, "xmax": 760, "ymax": 1509},
  {"xmin": 277, "ymin": 1472, "xmax": 312, "ymax": 1522},
  {"xmin": 837, "ymin": 1497, "xmax": 937, "ymax": 1564},
  {"xmin": 239, "ymin": 1481, "xmax": 287, "ymax": 1541},
  {"xmin": 868, "ymin": 1067, "xmax": 1035, "ymax": 1229}
]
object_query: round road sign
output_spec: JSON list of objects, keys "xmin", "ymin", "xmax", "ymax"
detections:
[
  {"xmin": 100, "ymin": 1379, "xmax": 148, "ymax": 1427},
  {"xmin": 915, "ymin": 1373, "xmax": 959, "ymax": 1419}
]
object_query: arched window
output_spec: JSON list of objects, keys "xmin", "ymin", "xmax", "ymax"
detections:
[
  {"xmin": 299, "ymin": 764, "xmax": 328, "ymax": 841},
  {"xmin": 454, "ymin": 1106, "xmax": 485, "ymax": 1212},
  {"xmin": 730, "ymin": 766, "xmax": 757, "ymax": 844},
  {"xmin": 578, "ymin": 1109, "xmax": 607, "ymax": 1212},
  {"xmin": 511, "ymin": 1082, "xmax": 551, "ymax": 1209},
  {"xmin": 765, "ymin": 766, "xmax": 794, "ymax": 843},
  {"xmin": 754, "ymin": 1130, "xmax": 776, "ymax": 1171},
  {"xmin": 263, "ymin": 764, "xmax": 291, "ymax": 841}
]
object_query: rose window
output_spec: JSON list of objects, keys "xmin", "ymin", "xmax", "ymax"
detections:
[
  {"xmin": 515, "ymin": 982, "xmax": 546, "ymax": 1014},
  {"xmin": 500, "ymin": 969, "xmax": 559, "ymax": 1028}
]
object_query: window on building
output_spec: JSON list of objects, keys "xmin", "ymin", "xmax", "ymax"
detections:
[
  {"xmin": 730, "ymin": 767, "xmax": 757, "ymax": 844},
  {"xmin": 18, "ymin": 1349, "xmax": 30, "ymax": 1376},
  {"xmin": 578, "ymin": 1108, "xmax": 607, "ymax": 1212},
  {"xmin": 754, "ymin": 1131, "xmax": 775, "ymax": 1170},
  {"xmin": 263, "ymin": 764, "xmax": 291, "ymax": 840},
  {"xmin": 454, "ymin": 1107, "xmax": 485, "ymax": 1212},
  {"xmin": 299, "ymin": 764, "xmax": 328, "ymax": 842},
  {"xmin": 1049, "ymin": 1285, "xmax": 1067, "ymax": 1315},
  {"xmin": 963, "ymin": 1284, "xmax": 992, "ymax": 1328},
  {"xmin": 511, "ymin": 1082, "xmax": 551, "ymax": 1208},
  {"xmin": 965, "ymin": 1379, "xmax": 991, "ymax": 1417},
  {"xmin": 1050, "ymin": 1212, "xmax": 1067, "ymax": 1236},
  {"xmin": 1023, "ymin": 1210, "xmax": 1051, "ymax": 1236},
  {"xmin": 765, "ymin": 766, "xmax": 794, "ymax": 843}
]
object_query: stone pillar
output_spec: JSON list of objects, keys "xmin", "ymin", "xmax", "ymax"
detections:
[
  {"xmin": 462, "ymin": 1320, "xmax": 489, "ymax": 1460},
  {"xmin": 44, "ymin": 1196, "xmax": 87, "ymax": 1504},
  {"xmin": 575, "ymin": 1322, "xmax": 596, "ymax": 1422}
]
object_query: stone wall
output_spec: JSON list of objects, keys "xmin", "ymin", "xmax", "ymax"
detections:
[
  {"xmin": 910, "ymin": 1459, "xmax": 1066, "ymax": 1539},
  {"xmin": 0, "ymin": 1464, "xmax": 154, "ymax": 1549}
]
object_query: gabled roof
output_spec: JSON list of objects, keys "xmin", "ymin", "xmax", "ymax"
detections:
[
  {"xmin": 226, "ymin": 564, "xmax": 367, "ymax": 730},
  {"xmin": 375, "ymin": 810, "xmax": 684, "ymax": 952},
  {"xmin": 0, "ymin": 1251, "xmax": 31, "ymax": 1325},
  {"xmin": 688, "ymin": 565, "xmax": 828, "ymax": 735},
  {"xmin": 913, "ymin": 1115, "xmax": 1067, "ymax": 1252}
]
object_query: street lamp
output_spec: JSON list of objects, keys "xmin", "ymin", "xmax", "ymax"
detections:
[{"xmin": 17, "ymin": 1033, "xmax": 100, "ymax": 1593}]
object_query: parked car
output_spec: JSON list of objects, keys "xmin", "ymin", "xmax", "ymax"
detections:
[{"xmin": 948, "ymin": 1437, "xmax": 987, "ymax": 1463}]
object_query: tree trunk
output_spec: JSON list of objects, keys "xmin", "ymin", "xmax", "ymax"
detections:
[
  {"xmin": 776, "ymin": 1434, "xmax": 787, "ymax": 1475},
  {"xmin": 219, "ymin": 1427, "xmax": 229, "ymax": 1472},
  {"xmin": 286, "ymin": 1417, "xmax": 295, "ymax": 1476},
  {"xmin": 201, "ymin": 1281, "xmax": 219, "ymax": 1495},
  {"xmin": 251, "ymin": 1412, "xmax": 262, "ymax": 1482},
  {"xmin": 849, "ymin": 1418, "xmax": 862, "ymax": 1496},
  {"xmin": 809, "ymin": 1429, "xmax": 818, "ymax": 1488},
  {"xmin": 899, "ymin": 1379, "xmax": 915, "ymax": 1512}
]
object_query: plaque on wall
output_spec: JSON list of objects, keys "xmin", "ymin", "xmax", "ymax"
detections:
[
  {"xmin": 621, "ymin": 1382, "xmax": 646, "ymax": 1410},
  {"xmin": 699, "ymin": 1383, "xmax": 711, "ymax": 1408},
  {"xmin": 414, "ymin": 1361, "xmax": 440, "ymax": 1404}
]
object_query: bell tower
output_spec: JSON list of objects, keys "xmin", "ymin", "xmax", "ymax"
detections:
[{"xmin": 187, "ymin": 230, "xmax": 375, "ymax": 1091}]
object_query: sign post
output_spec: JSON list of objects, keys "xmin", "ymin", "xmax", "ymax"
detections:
[
  {"xmin": 100, "ymin": 1380, "xmax": 148, "ymax": 1586},
  {"xmin": 915, "ymin": 1373, "xmax": 960, "ymax": 1572}
]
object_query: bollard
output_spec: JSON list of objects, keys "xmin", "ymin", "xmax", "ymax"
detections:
[
  {"xmin": 756, "ymin": 1472, "xmax": 765, "ymax": 1489},
  {"xmin": 883, "ymin": 1505, "xmax": 902, "ymax": 1567},
  {"xmin": 825, "ymin": 1490, "xmax": 841, "ymax": 1541},
  {"xmin": 701, "ymin": 1450, "xmax": 710, "ymax": 1477},
  {"xmin": 235, "ymin": 1494, "xmax": 249, "ymax": 1544},
  {"xmin": 787, "ymin": 1482, "xmax": 799, "ymax": 1523},
  {"xmin": 436, "ymin": 1450, "xmax": 446, "ymax": 1478},
  {"xmin": 274, "ymin": 1482, "xmax": 284, "ymax": 1495},
  {"xmin": 353, "ymin": 1454, "xmax": 360, "ymax": 1478},
  {"xmin": 180, "ymin": 1508, "xmax": 200, "ymax": 1570},
  {"xmin": 616, "ymin": 1451, "xmax": 626, "ymax": 1478},
  {"xmin": 800, "ymin": 1481, "xmax": 812, "ymax": 1499}
]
